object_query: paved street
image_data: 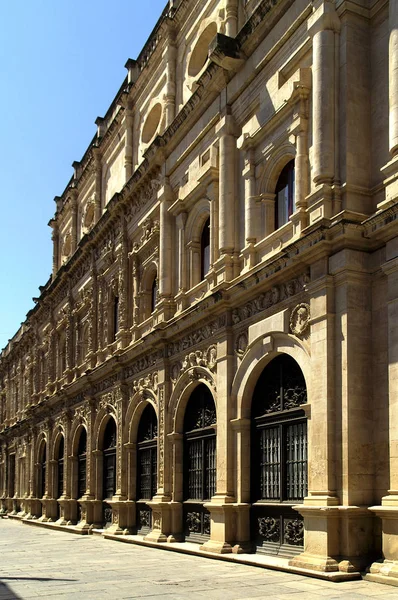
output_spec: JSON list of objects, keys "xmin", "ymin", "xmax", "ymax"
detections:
[{"xmin": 0, "ymin": 519, "xmax": 397, "ymax": 600}]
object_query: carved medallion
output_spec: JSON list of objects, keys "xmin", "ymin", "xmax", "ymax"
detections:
[{"xmin": 290, "ymin": 303, "xmax": 310, "ymax": 337}]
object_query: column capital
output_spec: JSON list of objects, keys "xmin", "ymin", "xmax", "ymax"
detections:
[{"xmin": 308, "ymin": 0, "xmax": 341, "ymax": 37}]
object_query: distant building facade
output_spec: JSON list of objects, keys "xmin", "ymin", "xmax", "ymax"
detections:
[{"xmin": 1, "ymin": 0, "xmax": 398, "ymax": 585}]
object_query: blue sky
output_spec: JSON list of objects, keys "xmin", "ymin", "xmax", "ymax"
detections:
[{"xmin": 0, "ymin": 0, "xmax": 167, "ymax": 351}]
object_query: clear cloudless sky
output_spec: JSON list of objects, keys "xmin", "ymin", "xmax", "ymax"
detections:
[{"xmin": 0, "ymin": 0, "xmax": 167, "ymax": 351}]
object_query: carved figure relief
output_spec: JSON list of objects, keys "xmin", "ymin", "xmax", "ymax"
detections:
[
  {"xmin": 290, "ymin": 303, "xmax": 310, "ymax": 337},
  {"xmin": 235, "ymin": 332, "xmax": 248, "ymax": 358}
]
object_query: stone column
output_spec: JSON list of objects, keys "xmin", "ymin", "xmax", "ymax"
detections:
[
  {"xmin": 291, "ymin": 85, "xmax": 310, "ymax": 234},
  {"xmin": 207, "ymin": 180, "xmax": 219, "ymax": 269},
  {"xmin": 379, "ymin": 1, "xmax": 398, "ymax": 209},
  {"xmin": 93, "ymin": 148, "xmax": 102, "ymax": 223},
  {"xmin": 290, "ymin": 269, "xmax": 340, "ymax": 573},
  {"xmin": 309, "ymin": 1, "xmax": 340, "ymax": 186},
  {"xmin": 241, "ymin": 141, "xmax": 259, "ymax": 271},
  {"xmin": 215, "ymin": 110, "xmax": 238, "ymax": 281},
  {"xmin": 51, "ymin": 222, "xmax": 59, "ymax": 277},
  {"xmin": 159, "ymin": 179, "xmax": 173, "ymax": 300},
  {"xmin": 124, "ymin": 104, "xmax": 134, "ymax": 181},
  {"xmin": 390, "ymin": 1, "xmax": 398, "ymax": 158},
  {"xmin": 165, "ymin": 21, "xmax": 177, "ymax": 127},
  {"xmin": 368, "ymin": 246, "xmax": 398, "ymax": 584},
  {"xmin": 225, "ymin": 0, "xmax": 238, "ymax": 37},
  {"xmin": 201, "ymin": 336, "xmax": 235, "ymax": 555},
  {"xmin": 70, "ymin": 190, "xmax": 78, "ymax": 254},
  {"xmin": 116, "ymin": 220, "xmax": 130, "ymax": 349}
]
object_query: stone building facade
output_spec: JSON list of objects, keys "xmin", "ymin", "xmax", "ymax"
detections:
[{"xmin": 1, "ymin": 0, "xmax": 398, "ymax": 586}]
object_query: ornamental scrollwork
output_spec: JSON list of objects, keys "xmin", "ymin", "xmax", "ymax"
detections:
[
  {"xmin": 186, "ymin": 511, "xmax": 201, "ymax": 533},
  {"xmin": 258, "ymin": 516, "xmax": 280, "ymax": 542},
  {"xmin": 139, "ymin": 509, "xmax": 151, "ymax": 528},
  {"xmin": 284, "ymin": 518, "xmax": 304, "ymax": 546}
]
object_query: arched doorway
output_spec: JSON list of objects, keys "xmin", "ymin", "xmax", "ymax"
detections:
[
  {"xmin": 251, "ymin": 354, "xmax": 307, "ymax": 556},
  {"xmin": 183, "ymin": 384, "xmax": 216, "ymax": 543},
  {"xmin": 102, "ymin": 418, "xmax": 117, "ymax": 526},
  {"xmin": 136, "ymin": 404, "xmax": 158, "ymax": 534}
]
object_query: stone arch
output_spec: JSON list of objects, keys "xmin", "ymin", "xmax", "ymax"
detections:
[
  {"xmin": 125, "ymin": 390, "xmax": 158, "ymax": 444},
  {"xmin": 36, "ymin": 433, "xmax": 47, "ymax": 464},
  {"xmin": 168, "ymin": 367, "xmax": 217, "ymax": 435},
  {"xmin": 185, "ymin": 199, "xmax": 211, "ymax": 288},
  {"xmin": 51, "ymin": 428, "xmax": 65, "ymax": 462},
  {"xmin": 232, "ymin": 331, "xmax": 311, "ymax": 421},
  {"xmin": 93, "ymin": 409, "xmax": 118, "ymax": 451},
  {"xmin": 257, "ymin": 141, "xmax": 296, "ymax": 196},
  {"xmin": 185, "ymin": 199, "xmax": 211, "ymax": 243},
  {"xmin": 140, "ymin": 260, "xmax": 158, "ymax": 319},
  {"xmin": 71, "ymin": 421, "xmax": 88, "ymax": 456}
]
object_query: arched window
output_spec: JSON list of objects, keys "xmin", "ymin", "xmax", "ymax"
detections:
[
  {"xmin": 39, "ymin": 441, "xmax": 46, "ymax": 499},
  {"xmin": 77, "ymin": 428, "xmax": 87, "ymax": 500},
  {"xmin": 200, "ymin": 218, "xmax": 210, "ymax": 280},
  {"xmin": 102, "ymin": 418, "xmax": 117, "ymax": 525},
  {"xmin": 251, "ymin": 354, "xmax": 307, "ymax": 556},
  {"xmin": 275, "ymin": 160, "xmax": 295, "ymax": 229},
  {"xmin": 57, "ymin": 436, "xmax": 64, "ymax": 500},
  {"xmin": 151, "ymin": 275, "xmax": 158, "ymax": 313},
  {"xmin": 136, "ymin": 404, "xmax": 158, "ymax": 534},
  {"xmin": 183, "ymin": 384, "xmax": 216, "ymax": 542}
]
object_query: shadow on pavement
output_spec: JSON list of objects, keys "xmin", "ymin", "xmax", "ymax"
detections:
[
  {"xmin": 1, "ymin": 577, "xmax": 76, "ymax": 582},
  {"xmin": 0, "ymin": 581, "xmax": 21, "ymax": 599}
]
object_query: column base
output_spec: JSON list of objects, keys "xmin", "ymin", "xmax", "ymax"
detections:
[
  {"xmin": 106, "ymin": 499, "xmax": 135, "ymax": 535},
  {"xmin": 145, "ymin": 500, "xmax": 181, "ymax": 543},
  {"xmin": 200, "ymin": 540, "xmax": 233, "ymax": 554},
  {"xmin": 366, "ymin": 560, "xmax": 398, "ymax": 587}
]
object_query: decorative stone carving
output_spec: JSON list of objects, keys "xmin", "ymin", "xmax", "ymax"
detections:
[
  {"xmin": 152, "ymin": 511, "xmax": 161, "ymax": 530},
  {"xmin": 231, "ymin": 272, "xmax": 309, "ymax": 324},
  {"xmin": 258, "ymin": 516, "xmax": 280, "ymax": 542},
  {"xmin": 141, "ymin": 217, "xmax": 160, "ymax": 243},
  {"xmin": 284, "ymin": 518, "xmax": 304, "ymax": 546},
  {"xmin": 132, "ymin": 371, "xmax": 158, "ymax": 398},
  {"xmin": 158, "ymin": 387, "xmax": 164, "ymax": 488},
  {"xmin": 235, "ymin": 332, "xmax": 248, "ymax": 358},
  {"xmin": 290, "ymin": 303, "xmax": 310, "ymax": 337},
  {"xmin": 180, "ymin": 345, "xmax": 217, "ymax": 375},
  {"xmin": 167, "ymin": 317, "xmax": 226, "ymax": 358}
]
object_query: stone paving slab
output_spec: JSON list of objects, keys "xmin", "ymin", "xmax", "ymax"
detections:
[{"xmin": 0, "ymin": 519, "xmax": 397, "ymax": 600}]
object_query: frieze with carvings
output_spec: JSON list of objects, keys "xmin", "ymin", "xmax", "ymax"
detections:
[
  {"xmin": 123, "ymin": 351, "xmax": 162, "ymax": 380},
  {"xmin": 92, "ymin": 373, "xmax": 121, "ymax": 396},
  {"xmin": 167, "ymin": 317, "xmax": 226, "ymax": 358},
  {"xmin": 231, "ymin": 272, "xmax": 309, "ymax": 325},
  {"xmin": 125, "ymin": 175, "xmax": 161, "ymax": 224}
]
